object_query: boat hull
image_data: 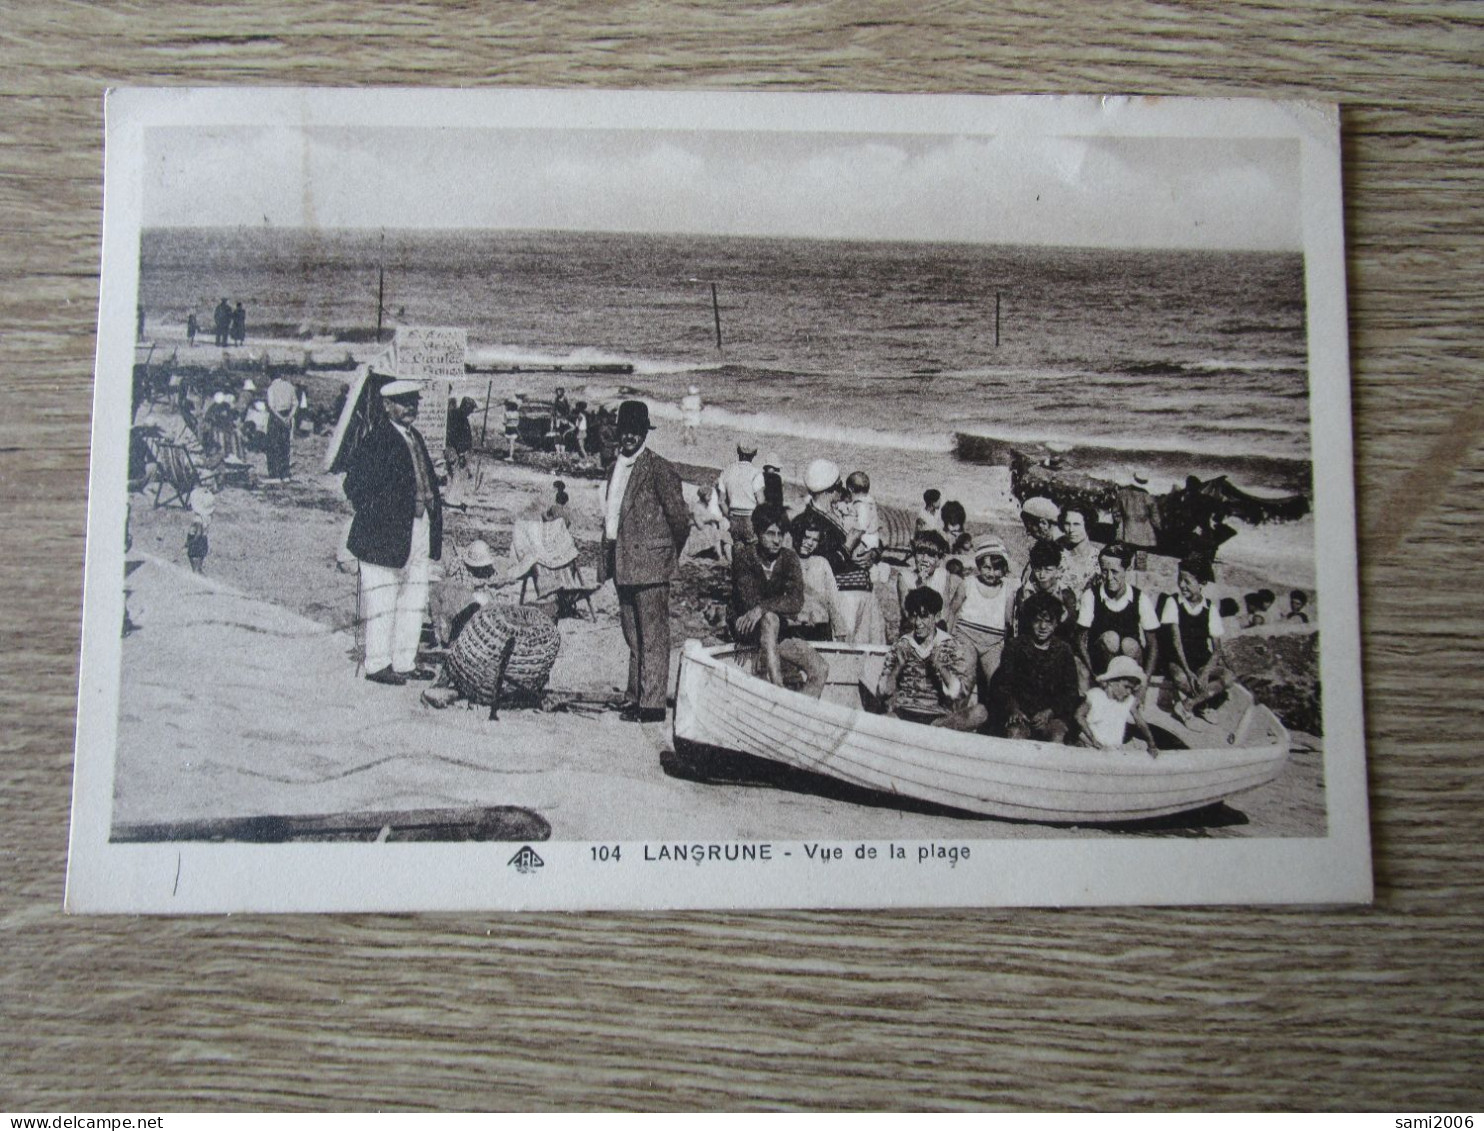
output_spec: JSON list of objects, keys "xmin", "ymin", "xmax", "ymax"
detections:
[{"xmin": 674, "ymin": 640, "xmax": 1290, "ymax": 824}]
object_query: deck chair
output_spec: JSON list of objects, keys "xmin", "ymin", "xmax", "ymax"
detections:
[
  {"xmin": 151, "ymin": 440, "xmax": 217, "ymax": 509},
  {"xmin": 509, "ymin": 518, "xmax": 596, "ymax": 621}
]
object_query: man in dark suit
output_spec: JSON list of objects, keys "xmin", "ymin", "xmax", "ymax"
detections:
[
  {"xmin": 343, "ymin": 378, "xmax": 444, "ymax": 686},
  {"xmin": 600, "ymin": 400, "xmax": 689, "ymax": 722}
]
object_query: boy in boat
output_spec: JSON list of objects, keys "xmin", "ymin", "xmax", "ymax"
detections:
[
  {"xmin": 895, "ymin": 528, "xmax": 966, "ymax": 634},
  {"xmin": 1076, "ymin": 541, "xmax": 1161, "ymax": 682},
  {"xmin": 988, "ymin": 590, "xmax": 1081, "ymax": 743},
  {"xmin": 729, "ymin": 503, "xmax": 828, "ymax": 698},
  {"xmin": 1077, "ymin": 655, "xmax": 1158, "ymax": 753},
  {"xmin": 878, "ymin": 587, "xmax": 988, "ymax": 732},
  {"xmin": 1159, "ymin": 556, "xmax": 1233, "ymax": 722},
  {"xmin": 1010, "ymin": 539, "xmax": 1079, "ymax": 640}
]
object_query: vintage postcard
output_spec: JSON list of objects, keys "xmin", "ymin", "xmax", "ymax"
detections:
[{"xmin": 66, "ymin": 89, "xmax": 1370, "ymax": 911}]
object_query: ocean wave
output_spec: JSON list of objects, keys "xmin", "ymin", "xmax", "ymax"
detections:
[
  {"xmin": 466, "ymin": 343, "xmax": 721, "ymax": 377},
  {"xmin": 646, "ymin": 400, "xmax": 955, "ymax": 454}
]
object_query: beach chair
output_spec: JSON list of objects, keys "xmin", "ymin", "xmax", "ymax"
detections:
[
  {"xmin": 150, "ymin": 440, "xmax": 217, "ymax": 509},
  {"xmin": 509, "ymin": 518, "xmax": 596, "ymax": 621}
]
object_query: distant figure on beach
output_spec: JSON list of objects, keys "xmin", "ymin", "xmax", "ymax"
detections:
[
  {"xmin": 446, "ymin": 396, "xmax": 476, "ymax": 474},
  {"xmin": 680, "ymin": 385, "xmax": 702, "ymax": 446},
  {"xmin": 213, "ymin": 298, "xmax": 231, "ymax": 347},
  {"xmin": 1283, "ymin": 589, "xmax": 1310, "ymax": 624},
  {"xmin": 573, "ymin": 401, "xmax": 590, "ymax": 458},
  {"xmin": 553, "ymin": 386, "xmax": 570, "ymax": 422},
  {"xmin": 1115, "ymin": 470, "xmax": 1158, "ymax": 570},
  {"xmin": 264, "ymin": 374, "xmax": 296, "ymax": 482},
  {"xmin": 760, "ymin": 453, "xmax": 785, "ymax": 508},
  {"xmin": 599, "ymin": 400, "xmax": 689, "ymax": 724},
  {"xmin": 1242, "ymin": 588, "xmax": 1277, "ymax": 628},
  {"xmin": 684, "ymin": 486, "xmax": 728, "ymax": 564},
  {"xmin": 916, "ymin": 488, "xmax": 943, "ymax": 534},
  {"xmin": 729, "ymin": 503, "xmax": 827, "ymax": 699},
  {"xmin": 877, "ymin": 587, "xmax": 986, "ymax": 733},
  {"xmin": 716, "ymin": 440, "xmax": 763, "ymax": 548},
  {"xmin": 186, "ymin": 312, "xmax": 197, "ymax": 346},
  {"xmin": 503, "ymin": 400, "xmax": 520, "ymax": 460},
  {"xmin": 343, "ymin": 378, "xmax": 444, "ymax": 686},
  {"xmin": 230, "ymin": 302, "xmax": 246, "ymax": 346},
  {"xmin": 1076, "ymin": 541, "xmax": 1160, "ymax": 681}
]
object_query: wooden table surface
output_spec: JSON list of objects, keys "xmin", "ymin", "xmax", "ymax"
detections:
[{"xmin": 3, "ymin": 2, "xmax": 1481, "ymax": 1112}]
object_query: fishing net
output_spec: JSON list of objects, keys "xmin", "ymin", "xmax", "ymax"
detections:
[{"xmin": 445, "ymin": 603, "xmax": 560, "ymax": 706}]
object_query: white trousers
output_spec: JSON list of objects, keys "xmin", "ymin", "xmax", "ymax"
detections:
[{"xmin": 359, "ymin": 515, "xmax": 432, "ymax": 674}]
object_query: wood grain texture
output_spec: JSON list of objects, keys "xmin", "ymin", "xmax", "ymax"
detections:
[{"xmin": 2, "ymin": 0, "xmax": 1481, "ymax": 1111}]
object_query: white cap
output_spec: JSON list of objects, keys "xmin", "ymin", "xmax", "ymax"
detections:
[
  {"xmin": 381, "ymin": 379, "xmax": 422, "ymax": 399},
  {"xmin": 1098, "ymin": 656, "xmax": 1146, "ymax": 685},
  {"xmin": 804, "ymin": 459, "xmax": 841, "ymax": 495},
  {"xmin": 242, "ymin": 379, "xmax": 256, "ymax": 392}
]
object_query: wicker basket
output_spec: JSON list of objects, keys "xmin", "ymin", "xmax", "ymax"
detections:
[{"xmin": 445, "ymin": 602, "xmax": 561, "ymax": 706}]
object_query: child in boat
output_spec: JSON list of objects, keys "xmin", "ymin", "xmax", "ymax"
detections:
[
  {"xmin": 1159, "ymin": 556, "xmax": 1233, "ymax": 723},
  {"xmin": 844, "ymin": 470, "xmax": 881, "ymax": 554},
  {"xmin": 954, "ymin": 533, "xmax": 1015, "ymax": 683},
  {"xmin": 1011, "ymin": 539, "xmax": 1079, "ymax": 640},
  {"xmin": 895, "ymin": 529, "xmax": 965, "ymax": 633},
  {"xmin": 989, "ymin": 590, "xmax": 1081, "ymax": 743},
  {"xmin": 1077, "ymin": 655, "xmax": 1158, "ymax": 753},
  {"xmin": 1076, "ymin": 541, "xmax": 1161, "ymax": 681},
  {"xmin": 729, "ymin": 504, "xmax": 828, "ymax": 698},
  {"xmin": 878, "ymin": 586, "xmax": 988, "ymax": 732}
]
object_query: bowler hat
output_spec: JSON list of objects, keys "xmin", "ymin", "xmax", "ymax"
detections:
[{"xmin": 617, "ymin": 400, "xmax": 655, "ymax": 433}]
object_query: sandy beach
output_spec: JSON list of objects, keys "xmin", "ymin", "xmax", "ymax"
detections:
[{"xmin": 113, "ymin": 334, "xmax": 1327, "ymax": 843}]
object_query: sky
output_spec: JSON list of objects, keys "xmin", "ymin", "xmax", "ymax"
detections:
[{"xmin": 143, "ymin": 126, "xmax": 1301, "ymax": 251}]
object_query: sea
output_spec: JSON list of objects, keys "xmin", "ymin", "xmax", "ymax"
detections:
[{"xmin": 139, "ymin": 226, "xmax": 1313, "ymax": 513}]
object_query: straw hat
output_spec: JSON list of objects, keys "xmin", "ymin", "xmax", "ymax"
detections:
[
  {"xmin": 460, "ymin": 539, "xmax": 496, "ymax": 569},
  {"xmin": 737, "ymin": 438, "xmax": 758, "ymax": 455},
  {"xmin": 763, "ymin": 452, "xmax": 782, "ymax": 471},
  {"xmin": 1097, "ymin": 656, "xmax": 1146, "ymax": 686},
  {"xmin": 242, "ymin": 379, "xmax": 256, "ymax": 392},
  {"xmin": 1020, "ymin": 496, "xmax": 1061, "ymax": 521},
  {"xmin": 804, "ymin": 458, "xmax": 841, "ymax": 494}
]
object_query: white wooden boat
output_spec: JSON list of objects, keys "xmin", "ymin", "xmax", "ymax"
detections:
[{"xmin": 673, "ymin": 639, "xmax": 1289, "ymax": 824}]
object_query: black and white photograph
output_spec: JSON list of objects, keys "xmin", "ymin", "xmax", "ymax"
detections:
[{"xmin": 66, "ymin": 90, "xmax": 1369, "ymax": 911}]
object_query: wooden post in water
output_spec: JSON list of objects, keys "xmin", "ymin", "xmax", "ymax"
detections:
[
  {"xmin": 995, "ymin": 290, "xmax": 1001, "ymax": 347},
  {"xmin": 479, "ymin": 379, "xmax": 493, "ymax": 445},
  {"xmin": 711, "ymin": 282, "xmax": 723, "ymax": 352},
  {"xmin": 376, "ymin": 263, "xmax": 385, "ymax": 343}
]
